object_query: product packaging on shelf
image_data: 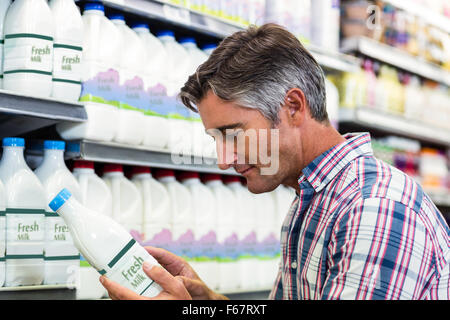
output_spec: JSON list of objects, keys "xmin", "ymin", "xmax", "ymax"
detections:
[{"xmin": 0, "ymin": 138, "xmax": 46, "ymax": 287}]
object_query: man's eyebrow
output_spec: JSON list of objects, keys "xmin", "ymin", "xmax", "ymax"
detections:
[{"xmin": 205, "ymin": 122, "xmax": 245, "ymax": 135}]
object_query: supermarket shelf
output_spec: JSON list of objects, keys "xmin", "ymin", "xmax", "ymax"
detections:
[
  {"xmin": 340, "ymin": 37, "xmax": 450, "ymax": 86},
  {"xmin": 339, "ymin": 107, "xmax": 450, "ymax": 148},
  {"xmin": 0, "ymin": 285, "xmax": 76, "ymax": 300},
  {"xmin": 92, "ymin": 0, "xmax": 360, "ymax": 73},
  {"xmin": 102, "ymin": 0, "xmax": 244, "ymax": 38},
  {"xmin": 0, "ymin": 89, "xmax": 87, "ymax": 138},
  {"xmin": 384, "ymin": 0, "xmax": 450, "ymax": 34},
  {"xmin": 65, "ymin": 140, "xmax": 238, "ymax": 175}
]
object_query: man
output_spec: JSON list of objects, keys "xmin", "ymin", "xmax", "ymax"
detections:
[{"xmin": 101, "ymin": 23, "xmax": 450, "ymax": 300}]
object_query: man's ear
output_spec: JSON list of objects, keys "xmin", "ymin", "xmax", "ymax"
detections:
[{"xmin": 282, "ymin": 88, "xmax": 307, "ymax": 127}]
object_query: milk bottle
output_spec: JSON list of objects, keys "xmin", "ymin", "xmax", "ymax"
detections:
[
  {"xmin": 130, "ymin": 166, "xmax": 171, "ymax": 249},
  {"xmin": 34, "ymin": 140, "xmax": 82, "ymax": 285},
  {"xmin": 109, "ymin": 14, "xmax": 146, "ymax": 146},
  {"xmin": 179, "ymin": 171, "xmax": 218, "ymax": 291},
  {"xmin": 49, "ymin": 189, "xmax": 163, "ymax": 297},
  {"xmin": 153, "ymin": 169, "xmax": 192, "ymax": 264},
  {"xmin": 0, "ymin": 138, "xmax": 46, "ymax": 286},
  {"xmin": 72, "ymin": 160, "xmax": 111, "ymax": 299},
  {"xmin": 180, "ymin": 38, "xmax": 209, "ymax": 158},
  {"xmin": 157, "ymin": 31, "xmax": 192, "ymax": 155},
  {"xmin": 0, "ymin": 1, "xmax": 12, "ymax": 89},
  {"xmin": 3, "ymin": 0, "xmax": 54, "ymax": 97},
  {"xmin": 202, "ymin": 44, "xmax": 217, "ymax": 56},
  {"xmin": 254, "ymin": 191, "xmax": 277, "ymax": 288},
  {"xmin": 0, "ymin": 179, "xmax": 6, "ymax": 287},
  {"xmin": 132, "ymin": 23, "xmax": 169, "ymax": 150},
  {"xmin": 203, "ymin": 174, "xmax": 239, "ymax": 292},
  {"xmin": 56, "ymin": 2, "xmax": 120, "ymax": 142},
  {"xmin": 237, "ymin": 178, "xmax": 258, "ymax": 290},
  {"xmin": 48, "ymin": 0, "xmax": 83, "ymax": 101},
  {"xmin": 102, "ymin": 164, "xmax": 143, "ymax": 237},
  {"xmin": 72, "ymin": 161, "xmax": 112, "ymax": 218}
]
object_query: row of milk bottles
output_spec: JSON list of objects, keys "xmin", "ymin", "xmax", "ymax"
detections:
[
  {"xmin": 50, "ymin": 1, "xmax": 217, "ymax": 159},
  {"xmin": 0, "ymin": 0, "xmax": 217, "ymax": 159}
]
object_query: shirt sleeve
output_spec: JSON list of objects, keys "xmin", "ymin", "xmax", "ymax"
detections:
[
  {"xmin": 320, "ymin": 197, "xmax": 438, "ymax": 300},
  {"xmin": 269, "ymin": 259, "xmax": 283, "ymax": 300}
]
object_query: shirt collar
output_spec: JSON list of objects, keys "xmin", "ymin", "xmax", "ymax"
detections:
[{"xmin": 298, "ymin": 132, "xmax": 373, "ymax": 193}]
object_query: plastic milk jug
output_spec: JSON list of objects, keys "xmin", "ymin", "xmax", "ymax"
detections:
[
  {"xmin": 72, "ymin": 160, "xmax": 111, "ymax": 299},
  {"xmin": 0, "ymin": 0, "xmax": 12, "ymax": 89},
  {"xmin": 157, "ymin": 31, "xmax": 192, "ymax": 155},
  {"xmin": 153, "ymin": 169, "xmax": 192, "ymax": 263},
  {"xmin": 203, "ymin": 174, "xmax": 239, "ymax": 291},
  {"xmin": 180, "ymin": 37, "xmax": 209, "ymax": 158},
  {"xmin": 56, "ymin": 2, "xmax": 120, "ymax": 142},
  {"xmin": 132, "ymin": 23, "xmax": 169, "ymax": 150},
  {"xmin": 49, "ymin": 189, "xmax": 163, "ymax": 297},
  {"xmin": 48, "ymin": 0, "xmax": 83, "ymax": 101},
  {"xmin": 34, "ymin": 140, "xmax": 82, "ymax": 285},
  {"xmin": 0, "ymin": 138, "xmax": 46, "ymax": 286},
  {"xmin": 179, "ymin": 171, "xmax": 219, "ymax": 291},
  {"xmin": 3, "ymin": 0, "xmax": 54, "ymax": 97},
  {"xmin": 130, "ymin": 166, "xmax": 171, "ymax": 248},
  {"xmin": 0, "ymin": 179, "xmax": 6, "ymax": 287},
  {"xmin": 237, "ymin": 178, "xmax": 259, "ymax": 290},
  {"xmin": 102, "ymin": 164, "xmax": 143, "ymax": 236},
  {"xmin": 109, "ymin": 14, "xmax": 146, "ymax": 146}
]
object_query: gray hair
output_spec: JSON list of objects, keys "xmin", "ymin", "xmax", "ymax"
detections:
[{"xmin": 179, "ymin": 23, "xmax": 328, "ymax": 125}]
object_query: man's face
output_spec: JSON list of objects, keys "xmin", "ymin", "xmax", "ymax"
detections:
[{"xmin": 197, "ymin": 91, "xmax": 298, "ymax": 194}]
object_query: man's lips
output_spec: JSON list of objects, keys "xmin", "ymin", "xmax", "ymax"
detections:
[{"xmin": 236, "ymin": 166, "xmax": 254, "ymax": 175}]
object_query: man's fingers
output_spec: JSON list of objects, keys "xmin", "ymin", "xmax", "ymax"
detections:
[
  {"xmin": 143, "ymin": 262, "xmax": 187, "ymax": 296},
  {"xmin": 99, "ymin": 276, "xmax": 142, "ymax": 300},
  {"xmin": 144, "ymin": 246, "xmax": 185, "ymax": 275}
]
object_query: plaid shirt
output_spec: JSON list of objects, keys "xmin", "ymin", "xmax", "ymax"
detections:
[{"xmin": 269, "ymin": 133, "xmax": 450, "ymax": 300}]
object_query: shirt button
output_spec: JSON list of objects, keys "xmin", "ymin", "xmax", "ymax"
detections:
[{"xmin": 291, "ymin": 261, "xmax": 298, "ymax": 269}]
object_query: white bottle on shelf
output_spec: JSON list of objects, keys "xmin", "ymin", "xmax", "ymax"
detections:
[
  {"xmin": 102, "ymin": 164, "xmax": 143, "ymax": 237},
  {"xmin": 49, "ymin": 188, "xmax": 163, "ymax": 297},
  {"xmin": 34, "ymin": 140, "xmax": 82, "ymax": 286},
  {"xmin": 3, "ymin": 0, "xmax": 54, "ymax": 97},
  {"xmin": 238, "ymin": 178, "xmax": 259, "ymax": 290},
  {"xmin": 0, "ymin": 179, "xmax": 6, "ymax": 287},
  {"xmin": 179, "ymin": 171, "xmax": 218, "ymax": 291},
  {"xmin": 130, "ymin": 166, "xmax": 171, "ymax": 249},
  {"xmin": 71, "ymin": 160, "xmax": 111, "ymax": 299},
  {"xmin": 157, "ymin": 31, "xmax": 192, "ymax": 156},
  {"xmin": 203, "ymin": 174, "xmax": 239, "ymax": 292},
  {"xmin": 109, "ymin": 14, "xmax": 146, "ymax": 146},
  {"xmin": 0, "ymin": 0, "xmax": 12, "ymax": 89},
  {"xmin": 132, "ymin": 23, "xmax": 170, "ymax": 150},
  {"xmin": 153, "ymin": 169, "xmax": 193, "ymax": 264},
  {"xmin": 56, "ymin": 2, "xmax": 120, "ymax": 143},
  {"xmin": 0, "ymin": 138, "xmax": 46, "ymax": 287},
  {"xmin": 180, "ymin": 37, "xmax": 209, "ymax": 158},
  {"xmin": 311, "ymin": 0, "xmax": 340, "ymax": 52},
  {"xmin": 48, "ymin": 0, "xmax": 83, "ymax": 101}
]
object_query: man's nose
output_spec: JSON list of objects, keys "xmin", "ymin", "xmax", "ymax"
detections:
[{"xmin": 216, "ymin": 139, "xmax": 236, "ymax": 171}]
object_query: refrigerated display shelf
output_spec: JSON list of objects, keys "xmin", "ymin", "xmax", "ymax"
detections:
[
  {"xmin": 65, "ymin": 140, "xmax": 238, "ymax": 175},
  {"xmin": 340, "ymin": 37, "xmax": 450, "ymax": 86},
  {"xmin": 0, "ymin": 89, "xmax": 87, "ymax": 138},
  {"xmin": 84, "ymin": 0, "xmax": 361, "ymax": 73},
  {"xmin": 339, "ymin": 107, "xmax": 450, "ymax": 148},
  {"xmin": 0, "ymin": 284, "xmax": 76, "ymax": 300},
  {"xmin": 384, "ymin": 0, "xmax": 450, "ymax": 34}
]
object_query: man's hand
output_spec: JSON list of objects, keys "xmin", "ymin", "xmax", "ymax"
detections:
[
  {"xmin": 100, "ymin": 261, "xmax": 192, "ymax": 300},
  {"xmin": 100, "ymin": 246, "xmax": 228, "ymax": 300},
  {"xmin": 144, "ymin": 246, "xmax": 228, "ymax": 300}
]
